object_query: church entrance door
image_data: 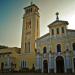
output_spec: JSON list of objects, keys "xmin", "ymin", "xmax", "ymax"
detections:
[
  {"xmin": 1, "ymin": 62, "xmax": 4, "ymax": 72},
  {"xmin": 73, "ymin": 58, "xmax": 75, "ymax": 71},
  {"xmin": 43, "ymin": 60, "xmax": 48, "ymax": 73},
  {"xmin": 56, "ymin": 56, "xmax": 64, "ymax": 73}
]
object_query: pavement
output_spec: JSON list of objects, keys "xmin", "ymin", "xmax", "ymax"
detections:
[{"xmin": 0, "ymin": 73, "xmax": 75, "ymax": 75}]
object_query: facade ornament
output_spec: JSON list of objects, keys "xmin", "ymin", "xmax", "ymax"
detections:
[
  {"xmin": 31, "ymin": 1, "xmax": 33, "ymax": 5},
  {"xmin": 56, "ymin": 12, "xmax": 59, "ymax": 20}
]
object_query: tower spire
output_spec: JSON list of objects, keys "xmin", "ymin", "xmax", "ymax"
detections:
[{"xmin": 56, "ymin": 12, "xmax": 59, "ymax": 20}]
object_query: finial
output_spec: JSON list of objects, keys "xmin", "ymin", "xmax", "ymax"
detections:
[
  {"xmin": 56, "ymin": 12, "xmax": 59, "ymax": 20},
  {"xmin": 31, "ymin": 0, "xmax": 33, "ymax": 5},
  {"xmin": 31, "ymin": 2, "xmax": 33, "ymax": 5}
]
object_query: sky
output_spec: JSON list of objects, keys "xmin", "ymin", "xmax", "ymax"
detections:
[{"xmin": 0, "ymin": 0, "xmax": 75, "ymax": 47}]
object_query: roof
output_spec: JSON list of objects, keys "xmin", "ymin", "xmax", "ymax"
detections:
[
  {"xmin": 24, "ymin": 4, "xmax": 39, "ymax": 10},
  {"xmin": 67, "ymin": 29, "xmax": 75, "ymax": 32},
  {"xmin": 0, "ymin": 45, "xmax": 8, "ymax": 49},
  {"xmin": 0, "ymin": 52, "xmax": 11, "ymax": 55},
  {"xmin": 48, "ymin": 20, "xmax": 69, "ymax": 27},
  {"xmin": 36, "ymin": 33, "xmax": 49, "ymax": 40}
]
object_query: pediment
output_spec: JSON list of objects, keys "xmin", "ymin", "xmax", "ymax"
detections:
[{"xmin": 48, "ymin": 20, "xmax": 69, "ymax": 27}]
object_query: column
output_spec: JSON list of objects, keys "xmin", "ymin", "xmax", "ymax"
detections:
[
  {"xmin": 72, "ymin": 58, "xmax": 74, "ymax": 72},
  {"xmin": 48, "ymin": 53, "xmax": 55, "ymax": 73},
  {"xmin": 54, "ymin": 55, "xmax": 56, "ymax": 73},
  {"xmin": 66, "ymin": 51, "xmax": 72, "ymax": 72},
  {"xmin": 64, "ymin": 57, "xmax": 67, "ymax": 72},
  {"xmin": 36, "ymin": 53, "xmax": 42, "ymax": 72},
  {"xmin": 48, "ymin": 53, "xmax": 51, "ymax": 73}
]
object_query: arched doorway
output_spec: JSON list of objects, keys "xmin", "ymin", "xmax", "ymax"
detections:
[
  {"xmin": 43, "ymin": 60, "xmax": 48, "ymax": 73},
  {"xmin": 72, "ymin": 43, "xmax": 75, "ymax": 51},
  {"xmin": 1, "ymin": 62, "xmax": 4, "ymax": 72},
  {"xmin": 56, "ymin": 56, "xmax": 64, "ymax": 73},
  {"xmin": 73, "ymin": 58, "xmax": 75, "ymax": 72}
]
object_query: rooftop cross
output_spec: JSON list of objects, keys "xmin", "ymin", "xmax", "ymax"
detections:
[
  {"xmin": 56, "ymin": 12, "xmax": 59, "ymax": 20},
  {"xmin": 31, "ymin": 0, "xmax": 33, "ymax": 5},
  {"xmin": 31, "ymin": 2, "xmax": 33, "ymax": 5}
]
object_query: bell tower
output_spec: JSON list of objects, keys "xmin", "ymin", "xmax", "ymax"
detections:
[{"xmin": 21, "ymin": 3, "xmax": 40, "ymax": 54}]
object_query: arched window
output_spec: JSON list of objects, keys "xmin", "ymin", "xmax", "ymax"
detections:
[
  {"xmin": 73, "ymin": 43, "xmax": 75, "ymax": 51},
  {"xmin": 43, "ymin": 47, "xmax": 47, "ymax": 53},
  {"xmin": 61, "ymin": 27, "xmax": 64, "ymax": 33},
  {"xmin": 57, "ymin": 44, "xmax": 61, "ymax": 52},
  {"xmin": 25, "ymin": 43, "xmax": 27, "ymax": 53},
  {"xmin": 22, "ymin": 61, "xmax": 24, "ymax": 68},
  {"xmin": 57, "ymin": 28, "xmax": 59, "ymax": 34},
  {"xmin": 52, "ymin": 29, "xmax": 54, "ymax": 35},
  {"xmin": 25, "ymin": 61, "xmax": 26, "ymax": 68},
  {"xmin": 25, "ymin": 43, "xmax": 26, "ymax": 49},
  {"xmin": 21, "ymin": 60, "xmax": 26, "ymax": 68},
  {"xmin": 28, "ymin": 42, "xmax": 30, "ymax": 52}
]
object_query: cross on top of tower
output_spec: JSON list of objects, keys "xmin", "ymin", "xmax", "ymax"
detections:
[{"xmin": 56, "ymin": 12, "xmax": 59, "ymax": 20}]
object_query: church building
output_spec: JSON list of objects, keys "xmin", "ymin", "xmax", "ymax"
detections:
[{"xmin": 0, "ymin": 3, "xmax": 75, "ymax": 73}]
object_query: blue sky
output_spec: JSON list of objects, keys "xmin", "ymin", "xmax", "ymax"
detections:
[{"xmin": 0, "ymin": 0, "xmax": 75, "ymax": 47}]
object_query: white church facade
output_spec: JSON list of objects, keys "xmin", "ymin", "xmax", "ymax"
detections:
[
  {"xmin": 0, "ymin": 3, "xmax": 75, "ymax": 73},
  {"xmin": 21, "ymin": 4, "xmax": 75, "ymax": 73}
]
